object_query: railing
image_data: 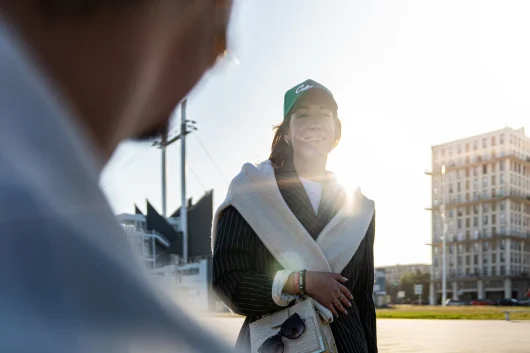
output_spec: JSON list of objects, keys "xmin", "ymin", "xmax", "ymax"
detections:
[
  {"xmin": 428, "ymin": 153, "xmax": 530, "ymax": 175},
  {"xmin": 426, "ymin": 192, "xmax": 530, "ymax": 209},
  {"xmin": 430, "ymin": 231, "xmax": 530, "ymax": 245}
]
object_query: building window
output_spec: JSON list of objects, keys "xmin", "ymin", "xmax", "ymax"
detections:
[
  {"xmin": 500, "ymin": 134, "xmax": 504, "ymax": 144},
  {"xmin": 492, "ymin": 136, "xmax": 496, "ymax": 146}
]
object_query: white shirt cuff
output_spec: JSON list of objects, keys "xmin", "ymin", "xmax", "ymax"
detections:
[{"xmin": 272, "ymin": 270, "xmax": 297, "ymax": 306}]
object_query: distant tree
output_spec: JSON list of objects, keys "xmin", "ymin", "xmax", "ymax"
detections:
[{"xmin": 398, "ymin": 270, "xmax": 430, "ymax": 303}]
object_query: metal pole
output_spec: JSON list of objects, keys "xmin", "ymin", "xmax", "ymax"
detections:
[
  {"xmin": 161, "ymin": 130, "xmax": 168, "ymax": 218},
  {"xmin": 180, "ymin": 99, "xmax": 188, "ymax": 263},
  {"xmin": 441, "ymin": 164, "xmax": 447, "ymax": 305}
]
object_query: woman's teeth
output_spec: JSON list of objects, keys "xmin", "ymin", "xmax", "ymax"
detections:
[{"xmin": 303, "ymin": 137, "xmax": 324, "ymax": 142}]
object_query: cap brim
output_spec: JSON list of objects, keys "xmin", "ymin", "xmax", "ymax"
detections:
[{"xmin": 285, "ymin": 88, "xmax": 338, "ymax": 117}]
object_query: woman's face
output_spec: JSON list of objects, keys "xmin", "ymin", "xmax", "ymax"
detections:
[{"xmin": 286, "ymin": 92, "xmax": 336, "ymax": 160}]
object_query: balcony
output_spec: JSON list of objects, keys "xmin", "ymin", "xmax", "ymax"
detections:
[
  {"xmin": 429, "ymin": 153, "xmax": 530, "ymax": 175},
  {"xmin": 427, "ymin": 192, "xmax": 530, "ymax": 209},
  {"xmin": 429, "ymin": 230, "xmax": 530, "ymax": 246}
]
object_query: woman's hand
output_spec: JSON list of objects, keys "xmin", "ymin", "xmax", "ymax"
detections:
[{"xmin": 305, "ymin": 271, "xmax": 353, "ymax": 316}]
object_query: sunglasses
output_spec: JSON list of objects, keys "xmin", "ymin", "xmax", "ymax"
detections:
[{"xmin": 258, "ymin": 313, "xmax": 306, "ymax": 353}]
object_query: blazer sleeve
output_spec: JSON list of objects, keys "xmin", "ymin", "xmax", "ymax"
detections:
[
  {"xmin": 352, "ymin": 213, "xmax": 377, "ymax": 353},
  {"xmin": 212, "ymin": 206, "xmax": 285, "ymax": 317}
]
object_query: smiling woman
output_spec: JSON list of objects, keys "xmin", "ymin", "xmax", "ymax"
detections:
[
  {"xmin": 211, "ymin": 79, "xmax": 378, "ymax": 353},
  {"xmin": 269, "ymin": 80, "xmax": 341, "ymax": 172}
]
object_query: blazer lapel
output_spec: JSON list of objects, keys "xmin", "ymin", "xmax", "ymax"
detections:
[{"xmin": 275, "ymin": 164, "xmax": 321, "ymax": 239}]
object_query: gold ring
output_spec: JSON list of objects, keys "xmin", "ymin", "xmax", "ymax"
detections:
[{"xmin": 333, "ymin": 301, "xmax": 340, "ymax": 306}]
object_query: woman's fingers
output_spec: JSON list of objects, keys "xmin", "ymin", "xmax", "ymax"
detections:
[
  {"xmin": 332, "ymin": 299, "xmax": 348, "ymax": 315},
  {"xmin": 331, "ymin": 273, "xmax": 348, "ymax": 283},
  {"xmin": 339, "ymin": 283, "xmax": 353, "ymax": 300},
  {"xmin": 327, "ymin": 303, "xmax": 338, "ymax": 317},
  {"xmin": 339, "ymin": 292, "xmax": 352, "ymax": 308}
]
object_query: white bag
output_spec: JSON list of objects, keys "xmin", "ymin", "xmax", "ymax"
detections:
[{"xmin": 249, "ymin": 298, "xmax": 338, "ymax": 353}]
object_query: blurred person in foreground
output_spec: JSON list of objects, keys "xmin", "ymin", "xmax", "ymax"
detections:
[
  {"xmin": 0, "ymin": 1, "xmax": 236, "ymax": 352},
  {"xmin": 212, "ymin": 79, "xmax": 377, "ymax": 352}
]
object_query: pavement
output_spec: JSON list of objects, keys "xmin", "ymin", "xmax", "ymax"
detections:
[{"xmin": 196, "ymin": 316, "xmax": 530, "ymax": 353}]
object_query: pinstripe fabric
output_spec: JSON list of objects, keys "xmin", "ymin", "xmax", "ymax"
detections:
[{"xmin": 212, "ymin": 164, "xmax": 377, "ymax": 353}]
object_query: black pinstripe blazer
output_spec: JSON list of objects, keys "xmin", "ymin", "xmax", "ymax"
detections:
[{"xmin": 212, "ymin": 163, "xmax": 377, "ymax": 353}]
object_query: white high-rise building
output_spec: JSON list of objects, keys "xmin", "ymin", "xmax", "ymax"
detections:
[{"xmin": 427, "ymin": 127, "xmax": 530, "ymax": 304}]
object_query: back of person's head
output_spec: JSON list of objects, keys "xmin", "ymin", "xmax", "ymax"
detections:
[{"xmin": 0, "ymin": 0, "xmax": 232, "ymax": 161}]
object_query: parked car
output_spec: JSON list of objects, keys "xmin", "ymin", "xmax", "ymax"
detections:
[
  {"xmin": 496, "ymin": 298, "xmax": 519, "ymax": 306},
  {"xmin": 470, "ymin": 299, "xmax": 496, "ymax": 306},
  {"xmin": 444, "ymin": 299, "xmax": 466, "ymax": 306},
  {"xmin": 518, "ymin": 298, "xmax": 530, "ymax": 306}
]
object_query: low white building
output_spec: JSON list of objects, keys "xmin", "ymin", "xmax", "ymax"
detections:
[{"xmin": 117, "ymin": 212, "xmax": 227, "ymax": 312}]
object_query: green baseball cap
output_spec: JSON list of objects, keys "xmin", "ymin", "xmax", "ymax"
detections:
[{"xmin": 283, "ymin": 79, "xmax": 338, "ymax": 117}]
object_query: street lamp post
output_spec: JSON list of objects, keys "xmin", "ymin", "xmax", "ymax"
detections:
[{"xmin": 441, "ymin": 164, "xmax": 447, "ymax": 305}]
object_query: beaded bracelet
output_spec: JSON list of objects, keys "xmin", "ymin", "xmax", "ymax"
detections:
[
  {"xmin": 292, "ymin": 271, "xmax": 299, "ymax": 293},
  {"xmin": 299, "ymin": 269, "xmax": 307, "ymax": 296}
]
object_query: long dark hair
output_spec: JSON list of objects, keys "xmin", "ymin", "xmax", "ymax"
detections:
[{"xmin": 269, "ymin": 112, "xmax": 342, "ymax": 167}]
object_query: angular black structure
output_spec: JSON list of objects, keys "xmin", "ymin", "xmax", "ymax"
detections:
[{"xmin": 143, "ymin": 190, "xmax": 214, "ymax": 265}]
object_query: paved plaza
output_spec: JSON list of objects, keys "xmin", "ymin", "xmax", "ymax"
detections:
[{"xmin": 197, "ymin": 316, "xmax": 530, "ymax": 353}]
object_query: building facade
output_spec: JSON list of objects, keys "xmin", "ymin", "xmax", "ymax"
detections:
[
  {"xmin": 427, "ymin": 127, "xmax": 530, "ymax": 304},
  {"xmin": 376, "ymin": 264, "xmax": 431, "ymax": 287}
]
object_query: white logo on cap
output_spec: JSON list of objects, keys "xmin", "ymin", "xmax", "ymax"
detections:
[{"xmin": 295, "ymin": 84, "xmax": 313, "ymax": 94}]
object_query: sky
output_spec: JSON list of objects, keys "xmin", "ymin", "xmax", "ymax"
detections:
[{"xmin": 101, "ymin": 0, "xmax": 530, "ymax": 267}]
